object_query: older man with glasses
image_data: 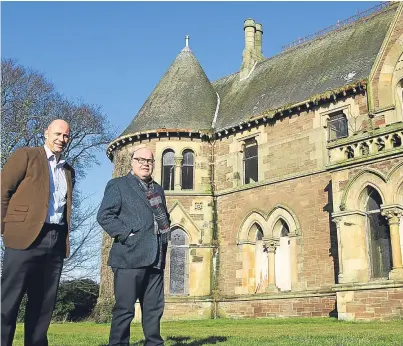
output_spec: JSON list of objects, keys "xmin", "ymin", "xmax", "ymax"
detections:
[{"xmin": 97, "ymin": 146, "xmax": 171, "ymax": 346}]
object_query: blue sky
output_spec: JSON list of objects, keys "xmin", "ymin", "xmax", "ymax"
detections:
[{"xmin": 2, "ymin": 1, "xmax": 381, "ymax": 207}]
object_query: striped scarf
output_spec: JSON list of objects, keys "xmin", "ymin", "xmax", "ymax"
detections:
[{"xmin": 135, "ymin": 175, "xmax": 170, "ymax": 236}]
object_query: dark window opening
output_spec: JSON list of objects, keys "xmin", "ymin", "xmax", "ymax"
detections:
[
  {"xmin": 328, "ymin": 112, "xmax": 348, "ymax": 141},
  {"xmin": 345, "ymin": 146, "xmax": 354, "ymax": 159},
  {"xmin": 366, "ymin": 188, "xmax": 392, "ymax": 279},
  {"xmin": 162, "ymin": 149, "xmax": 175, "ymax": 190},
  {"xmin": 256, "ymin": 224, "xmax": 264, "ymax": 241},
  {"xmin": 392, "ymin": 134, "xmax": 402, "ymax": 148},
  {"xmin": 243, "ymin": 138, "xmax": 258, "ymax": 184},
  {"xmin": 181, "ymin": 150, "xmax": 194, "ymax": 190}
]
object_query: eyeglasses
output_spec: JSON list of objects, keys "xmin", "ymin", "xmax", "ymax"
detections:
[{"xmin": 132, "ymin": 157, "xmax": 155, "ymax": 165}]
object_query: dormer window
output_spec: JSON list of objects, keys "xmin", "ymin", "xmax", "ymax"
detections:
[{"xmin": 328, "ymin": 111, "xmax": 348, "ymax": 141}]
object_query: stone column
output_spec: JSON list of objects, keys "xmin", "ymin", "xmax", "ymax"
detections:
[
  {"xmin": 289, "ymin": 231, "xmax": 299, "ymax": 290},
  {"xmin": 265, "ymin": 244, "xmax": 279, "ymax": 293},
  {"xmin": 382, "ymin": 207, "xmax": 403, "ymax": 280},
  {"xmin": 174, "ymin": 157, "xmax": 183, "ymax": 191},
  {"xmin": 333, "ymin": 217, "xmax": 344, "ymax": 281}
]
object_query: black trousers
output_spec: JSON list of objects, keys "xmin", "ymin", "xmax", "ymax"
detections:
[
  {"xmin": 1, "ymin": 223, "xmax": 66, "ymax": 346},
  {"xmin": 109, "ymin": 267, "xmax": 165, "ymax": 346}
]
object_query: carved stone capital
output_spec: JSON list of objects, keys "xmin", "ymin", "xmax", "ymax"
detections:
[
  {"xmin": 381, "ymin": 208, "xmax": 403, "ymax": 225},
  {"xmin": 174, "ymin": 156, "xmax": 183, "ymax": 165},
  {"xmin": 264, "ymin": 241, "xmax": 279, "ymax": 252}
]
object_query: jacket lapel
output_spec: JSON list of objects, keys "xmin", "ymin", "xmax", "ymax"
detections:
[
  {"xmin": 64, "ymin": 167, "xmax": 72, "ymax": 202},
  {"xmin": 125, "ymin": 173, "xmax": 152, "ymax": 210},
  {"xmin": 38, "ymin": 147, "xmax": 50, "ymax": 196}
]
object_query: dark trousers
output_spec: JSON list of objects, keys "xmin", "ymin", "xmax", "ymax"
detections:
[
  {"xmin": 109, "ymin": 267, "xmax": 165, "ymax": 346},
  {"xmin": 1, "ymin": 224, "xmax": 66, "ymax": 346}
]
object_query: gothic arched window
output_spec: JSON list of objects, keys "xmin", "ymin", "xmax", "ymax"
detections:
[
  {"xmin": 169, "ymin": 227, "xmax": 189, "ymax": 295},
  {"xmin": 365, "ymin": 187, "xmax": 392, "ymax": 278},
  {"xmin": 162, "ymin": 149, "xmax": 175, "ymax": 190},
  {"xmin": 181, "ymin": 150, "xmax": 194, "ymax": 190}
]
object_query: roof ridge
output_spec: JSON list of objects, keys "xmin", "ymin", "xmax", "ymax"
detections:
[
  {"xmin": 281, "ymin": 1, "xmax": 395, "ymax": 51},
  {"xmin": 212, "ymin": 2, "xmax": 397, "ymax": 85}
]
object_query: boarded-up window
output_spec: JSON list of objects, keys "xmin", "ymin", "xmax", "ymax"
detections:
[
  {"xmin": 328, "ymin": 112, "xmax": 348, "ymax": 140},
  {"xmin": 162, "ymin": 149, "xmax": 175, "ymax": 190},
  {"xmin": 181, "ymin": 150, "xmax": 194, "ymax": 190},
  {"xmin": 254, "ymin": 224, "xmax": 267, "ymax": 293},
  {"xmin": 243, "ymin": 138, "xmax": 258, "ymax": 184}
]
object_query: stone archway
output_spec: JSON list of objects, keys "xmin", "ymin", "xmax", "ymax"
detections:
[
  {"xmin": 334, "ymin": 163, "xmax": 403, "ymax": 283},
  {"xmin": 237, "ymin": 206, "xmax": 301, "ymax": 293}
]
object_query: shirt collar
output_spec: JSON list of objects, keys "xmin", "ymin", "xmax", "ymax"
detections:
[{"xmin": 44, "ymin": 145, "xmax": 66, "ymax": 166}]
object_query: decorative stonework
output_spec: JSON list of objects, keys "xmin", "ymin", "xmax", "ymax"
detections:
[
  {"xmin": 327, "ymin": 123, "xmax": 403, "ymax": 166},
  {"xmin": 381, "ymin": 204, "xmax": 403, "ymax": 277},
  {"xmin": 381, "ymin": 206, "xmax": 403, "ymax": 224}
]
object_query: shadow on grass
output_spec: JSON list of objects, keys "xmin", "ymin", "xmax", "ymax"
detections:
[
  {"xmin": 99, "ymin": 336, "xmax": 228, "ymax": 346},
  {"xmin": 167, "ymin": 336, "xmax": 228, "ymax": 345}
]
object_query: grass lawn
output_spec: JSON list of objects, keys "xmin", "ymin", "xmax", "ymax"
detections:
[{"xmin": 13, "ymin": 318, "xmax": 403, "ymax": 345}]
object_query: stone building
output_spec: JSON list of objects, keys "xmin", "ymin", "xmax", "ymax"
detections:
[{"xmin": 96, "ymin": 2, "xmax": 403, "ymax": 322}]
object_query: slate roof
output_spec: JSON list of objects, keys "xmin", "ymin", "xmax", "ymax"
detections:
[
  {"xmin": 119, "ymin": 4, "xmax": 397, "ymax": 139},
  {"xmin": 121, "ymin": 47, "xmax": 217, "ymax": 137},
  {"xmin": 212, "ymin": 5, "xmax": 397, "ymax": 131}
]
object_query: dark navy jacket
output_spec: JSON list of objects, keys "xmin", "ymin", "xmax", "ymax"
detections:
[{"xmin": 97, "ymin": 173, "xmax": 170, "ymax": 269}]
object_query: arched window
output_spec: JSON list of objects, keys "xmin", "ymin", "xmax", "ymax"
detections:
[
  {"xmin": 274, "ymin": 219, "xmax": 291, "ymax": 291},
  {"xmin": 169, "ymin": 227, "xmax": 189, "ymax": 295},
  {"xmin": 181, "ymin": 150, "xmax": 194, "ymax": 190},
  {"xmin": 162, "ymin": 149, "xmax": 175, "ymax": 190},
  {"xmin": 364, "ymin": 187, "xmax": 392, "ymax": 278}
]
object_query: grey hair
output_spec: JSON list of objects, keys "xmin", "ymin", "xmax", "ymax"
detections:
[{"xmin": 131, "ymin": 147, "xmax": 153, "ymax": 159}]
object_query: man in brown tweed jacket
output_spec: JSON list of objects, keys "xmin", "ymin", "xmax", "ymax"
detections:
[{"xmin": 1, "ymin": 119, "xmax": 75, "ymax": 346}]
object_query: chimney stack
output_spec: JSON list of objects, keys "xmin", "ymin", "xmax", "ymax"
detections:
[
  {"xmin": 255, "ymin": 23, "xmax": 264, "ymax": 59},
  {"xmin": 240, "ymin": 18, "xmax": 264, "ymax": 80},
  {"xmin": 244, "ymin": 18, "xmax": 256, "ymax": 52}
]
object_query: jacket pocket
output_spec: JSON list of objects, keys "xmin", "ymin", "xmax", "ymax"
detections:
[
  {"xmin": 14, "ymin": 205, "xmax": 29, "ymax": 212},
  {"xmin": 4, "ymin": 214, "xmax": 26, "ymax": 222},
  {"xmin": 124, "ymin": 232, "xmax": 140, "ymax": 249}
]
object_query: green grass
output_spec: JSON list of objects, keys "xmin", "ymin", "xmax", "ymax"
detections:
[{"xmin": 13, "ymin": 318, "xmax": 403, "ymax": 345}]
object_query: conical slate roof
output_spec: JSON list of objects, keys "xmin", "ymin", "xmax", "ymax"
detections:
[{"xmin": 121, "ymin": 47, "xmax": 217, "ymax": 136}]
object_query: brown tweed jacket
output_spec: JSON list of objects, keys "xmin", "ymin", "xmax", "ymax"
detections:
[{"xmin": 1, "ymin": 146, "xmax": 75, "ymax": 257}]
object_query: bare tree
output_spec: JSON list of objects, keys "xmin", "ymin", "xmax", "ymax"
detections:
[{"xmin": 1, "ymin": 59, "xmax": 116, "ymax": 278}]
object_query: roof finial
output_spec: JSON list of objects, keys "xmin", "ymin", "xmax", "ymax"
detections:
[{"xmin": 185, "ymin": 35, "xmax": 190, "ymax": 48}]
